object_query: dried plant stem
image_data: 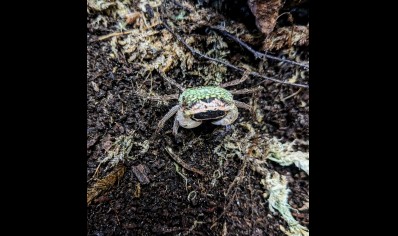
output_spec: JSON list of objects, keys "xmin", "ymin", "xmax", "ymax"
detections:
[
  {"xmin": 165, "ymin": 147, "xmax": 204, "ymax": 176},
  {"xmin": 160, "ymin": 17, "xmax": 308, "ymax": 89},
  {"xmin": 210, "ymin": 26, "xmax": 309, "ymax": 69}
]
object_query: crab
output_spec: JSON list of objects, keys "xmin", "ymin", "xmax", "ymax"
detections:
[{"xmin": 139, "ymin": 71, "xmax": 263, "ymax": 136}]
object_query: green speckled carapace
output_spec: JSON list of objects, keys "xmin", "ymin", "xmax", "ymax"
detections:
[
  {"xmin": 154, "ymin": 75, "xmax": 257, "ymax": 136},
  {"xmin": 178, "ymin": 86, "xmax": 233, "ymax": 106}
]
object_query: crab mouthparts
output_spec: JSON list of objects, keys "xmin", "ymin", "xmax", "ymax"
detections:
[{"xmin": 192, "ymin": 110, "xmax": 226, "ymax": 121}]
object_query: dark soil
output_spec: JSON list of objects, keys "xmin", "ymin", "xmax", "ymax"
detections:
[{"xmin": 87, "ymin": 0, "xmax": 309, "ymax": 235}]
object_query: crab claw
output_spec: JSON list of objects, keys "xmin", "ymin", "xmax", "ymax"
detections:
[
  {"xmin": 176, "ymin": 110, "xmax": 202, "ymax": 129},
  {"xmin": 212, "ymin": 105, "xmax": 238, "ymax": 126}
]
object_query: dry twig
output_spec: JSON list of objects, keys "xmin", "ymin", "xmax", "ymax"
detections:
[
  {"xmin": 159, "ymin": 12, "xmax": 308, "ymax": 89},
  {"xmin": 209, "ymin": 26, "xmax": 309, "ymax": 69},
  {"xmin": 165, "ymin": 146, "xmax": 204, "ymax": 176}
]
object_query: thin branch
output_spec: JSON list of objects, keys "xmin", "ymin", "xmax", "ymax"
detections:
[
  {"xmin": 159, "ymin": 15, "xmax": 308, "ymax": 89},
  {"xmin": 209, "ymin": 26, "xmax": 309, "ymax": 69},
  {"xmin": 165, "ymin": 146, "xmax": 205, "ymax": 176}
]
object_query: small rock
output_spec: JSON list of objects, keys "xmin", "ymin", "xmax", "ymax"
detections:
[{"xmin": 132, "ymin": 164, "xmax": 150, "ymax": 184}]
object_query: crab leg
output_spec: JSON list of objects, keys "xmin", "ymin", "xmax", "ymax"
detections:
[
  {"xmin": 156, "ymin": 104, "xmax": 181, "ymax": 133},
  {"xmin": 234, "ymin": 100, "xmax": 252, "ymax": 111},
  {"xmin": 172, "ymin": 116, "xmax": 180, "ymax": 136},
  {"xmin": 220, "ymin": 71, "xmax": 250, "ymax": 88},
  {"xmin": 229, "ymin": 86, "xmax": 263, "ymax": 95},
  {"xmin": 176, "ymin": 110, "xmax": 202, "ymax": 129}
]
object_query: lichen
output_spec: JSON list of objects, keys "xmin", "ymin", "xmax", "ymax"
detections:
[{"xmin": 261, "ymin": 171, "xmax": 309, "ymax": 236}]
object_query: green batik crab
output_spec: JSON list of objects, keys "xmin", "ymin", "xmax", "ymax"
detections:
[{"xmin": 138, "ymin": 71, "xmax": 263, "ymax": 136}]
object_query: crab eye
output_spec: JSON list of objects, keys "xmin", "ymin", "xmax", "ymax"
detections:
[{"xmin": 192, "ymin": 110, "xmax": 226, "ymax": 121}]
